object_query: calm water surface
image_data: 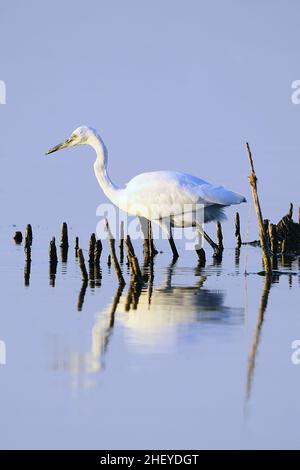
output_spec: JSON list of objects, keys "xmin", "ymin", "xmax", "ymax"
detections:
[{"xmin": 0, "ymin": 225, "xmax": 299, "ymax": 449}]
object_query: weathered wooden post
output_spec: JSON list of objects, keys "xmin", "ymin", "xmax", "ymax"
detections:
[
  {"xmin": 235, "ymin": 212, "xmax": 242, "ymax": 248},
  {"xmin": 119, "ymin": 221, "xmax": 124, "ymax": 264},
  {"xmin": 25, "ymin": 224, "xmax": 33, "ymax": 246},
  {"xmin": 75, "ymin": 237, "xmax": 79, "ymax": 257},
  {"xmin": 268, "ymin": 223, "xmax": 278, "ymax": 269},
  {"xmin": 49, "ymin": 236, "xmax": 58, "ymax": 286},
  {"xmin": 78, "ymin": 248, "xmax": 88, "ymax": 281},
  {"xmin": 246, "ymin": 143, "xmax": 272, "ymax": 275},
  {"xmin": 105, "ymin": 220, "xmax": 125, "ymax": 286},
  {"xmin": 215, "ymin": 222, "xmax": 224, "ymax": 259},
  {"xmin": 94, "ymin": 239, "xmax": 102, "ymax": 285},
  {"xmin": 125, "ymin": 235, "xmax": 144, "ymax": 285}
]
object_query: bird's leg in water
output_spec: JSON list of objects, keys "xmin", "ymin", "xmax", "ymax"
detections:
[
  {"xmin": 196, "ymin": 225, "xmax": 221, "ymax": 258},
  {"xmin": 168, "ymin": 230, "xmax": 179, "ymax": 259},
  {"xmin": 160, "ymin": 218, "xmax": 179, "ymax": 259}
]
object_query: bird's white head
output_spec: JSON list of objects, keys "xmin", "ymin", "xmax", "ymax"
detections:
[{"xmin": 46, "ymin": 126, "xmax": 98, "ymax": 155}]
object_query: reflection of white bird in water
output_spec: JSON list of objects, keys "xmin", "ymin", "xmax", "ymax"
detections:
[
  {"xmin": 46, "ymin": 126, "xmax": 246, "ymax": 257},
  {"xmin": 62, "ymin": 264, "xmax": 244, "ymax": 379}
]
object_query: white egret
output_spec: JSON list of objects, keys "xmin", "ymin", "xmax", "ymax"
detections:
[{"xmin": 46, "ymin": 126, "xmax": 246, "ymax": 257}]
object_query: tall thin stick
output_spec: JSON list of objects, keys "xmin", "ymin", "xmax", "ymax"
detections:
[
  {"xmin": 105, "ymin": 219, "xmax": 125, "ymax": 286},
  {"xmin": 246, "ymin": 143, "xmax": 272, "ymax": 275}
]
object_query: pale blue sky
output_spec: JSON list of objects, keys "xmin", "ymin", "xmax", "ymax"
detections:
[{"xmin": 0, "ymin": 0, "xmax": 299, "ymax": 241}]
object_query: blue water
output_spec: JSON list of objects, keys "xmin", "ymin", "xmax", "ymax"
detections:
[{"xmin": 0, "ymin": 225, "xmax": 299, "ymax": 449}]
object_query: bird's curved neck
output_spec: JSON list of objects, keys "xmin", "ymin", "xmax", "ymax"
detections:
[{"xmin": 89, "ymin": 134, "xmax": 121, "ymax": 206}]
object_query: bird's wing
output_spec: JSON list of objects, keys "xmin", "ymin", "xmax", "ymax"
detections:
[
  {"xmin": 199, "ymin": 183, "xmax": 246, "ymax": 205},
  {"xmin": 123, "ymin": 171, "xmax": 245, "ymax": 219}
]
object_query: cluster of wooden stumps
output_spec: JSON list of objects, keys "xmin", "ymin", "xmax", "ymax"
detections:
[{"xmin": 245, "ymin": 143, "xmax": 300, "ymax": 276}]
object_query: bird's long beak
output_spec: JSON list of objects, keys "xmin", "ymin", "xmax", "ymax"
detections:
[{"xmin": 45, "ymin": 137, "xmax": 73, "ymax": 155}]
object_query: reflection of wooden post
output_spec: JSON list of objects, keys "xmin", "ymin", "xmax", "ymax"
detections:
[
  {"xmin": 77, "ymin": 280, "xmax": 88, "ymax": 311},
  {"xmin": 24, "ymin": 244, "xmax": 31, "ymax": 287},
  {"xmin": 235, "ymin": 212, "xmax": 242, "ymax": 248},
  {"xmin": 246, "ymin": 143, "xmax": 272, "ymax": 275},
  {"xmin": 246, "ymin": 275, "xmax": 271, "ymax": 400},
  {"xmin": 105, "ymin": 220, "xmax": 125, "ymax": 286}
]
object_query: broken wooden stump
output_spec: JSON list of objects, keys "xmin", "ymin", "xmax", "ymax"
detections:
[
  {"xmin": 60, "ymin": 222, "xmax": 69, "ymax": 262},
  {"xmin": 215, "ymin": 222, "xmax": 224, "ymax": 260},
  {"xmin": 196, "ymin": 247, "xmax": 206, "ymax": 267},
  {"xmin": 13, "ymin": 231, "xmax": 23, "ymax": 244}
]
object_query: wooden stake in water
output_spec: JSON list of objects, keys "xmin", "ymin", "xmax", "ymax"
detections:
[
  {"xmin": 60, "ymin": 222, "xmax": 69, "ymax": 248},
  {"xmin": 25, "ymin": 224, "xmax": 33, "ymax": 246},
  {"xmin": 125, "ymin": 235, "xmax": 144, "ymax": 285},
  {"xmin": 49, "ymin": 236, "xmax": 58, "ymax": 264},
  {"xmin": 94, "ymin": 239, "xmax": 102, "ymax": 285},
  {"xmin": 235, "ymin": 212, "xmax": 242, "ymax": 248},
  {"xmin": 105, "ymin": 220, "xmax": 125, "ymax": 286},
  {"xmin": 60, "ymin": 222, "xmax": 69, "ymax": 262},
  {"xmin": 119, "ymin": 221, "xmax": 124, "ymax": 263},
  {"xmin": 49, "ymin": 237, "xmax": 58, "ymax": 286},
  {"xmin": 196, "ymin": 248, "xmax": 206, "ymax": 267},
  {"xmin": 268, "ymin": 223, "xmax": 278, "ymax": 270},
  {"xmin": 78, "ymin": 248, "xmax": 88, "ymax": 281},
  {"xmin": 288, "ymin": 202, "xmax": 293, "ymax": 219},
  {"xmin": 215, "ymin": 222, "xmax": 224, "ymax": 259},
  {"xmin": 88, "ymin": 233, "xmax": 96, "ymax": 265},
  {"xmin": 75, "ymin": 237, "xmax": 79, "ymax": 257},
  {"xmin": 246, "ymin": 143, "xmax": 272, "ymax": 275}
]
